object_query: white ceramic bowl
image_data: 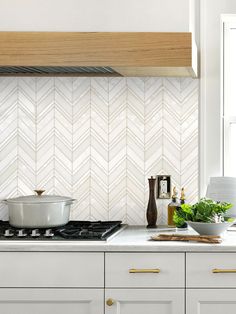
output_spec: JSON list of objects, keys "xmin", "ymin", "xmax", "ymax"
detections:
[{"xmin": 187, "ymin": 220, "xmax": 235, "ymax": 236}]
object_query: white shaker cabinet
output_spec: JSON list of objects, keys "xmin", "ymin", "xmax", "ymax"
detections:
[
  {"xmin": 105, "ymin": 253, "xmax": 185, "ymax": 314},
  {"xmin": 1, "ymin": 249, "xmax": 236, "ymax": 313},
  {"xmin": 105, "ymin": 289, "xmax": 184, "ymax": 314},
  {"xmin": 187, "ymin": 289, "xmax": 236, "ymax": 314},
  {"xmin": 106, "ymin": 252, "xmax": 185, "ymax": 288},
  {"xmin": 186, "ymin": 253, "xmax": 236, "ymax": 314},
  {"xmin": 0, "ymin": 252, "xmax": 104, "ymax": 287},
  {"xmin": 0, "ymin": 289, "xmax": 103, "ymax": 314},
  {"xmin": 0, "ymin": 252, "xmax": 104, "ymax": 314},
  {"xmin": 0, "ymin": 0, "xmax": 190, "ymax": 32},
  {"xmin": 186, "ymin": 253, "xmax": 236, "ymax": 288}
]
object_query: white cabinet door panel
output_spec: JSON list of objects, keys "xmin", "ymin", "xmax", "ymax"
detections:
[
  {"xmin": 106, "ymin": 253, "xmax": 185, "ymax": 288},
  {"xmin": 0, "ymin": 252, "xmax": 104, "ymax": 287},
  {"xmin": 105, "ymin": 289, "xmax": 184, "ymax": 314},
  {"xmin": 0, "ymin": 0, "xmax": 190, "ymax": 32},
  {"xmin": 187, "ymin": 289, "xmax": 236, "ymax": 314},
  {"xmin": 187, "ymin": 253, "xmax": 236, "ymax": 288},
  {"xmin": 0, "ymin": 289, "xmax": 103, "ymax": 314}
]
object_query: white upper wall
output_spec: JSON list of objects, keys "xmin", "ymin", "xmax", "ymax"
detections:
[{"xmin": 0, "ymin": 0, "xmax": 190, "ymax": 32}]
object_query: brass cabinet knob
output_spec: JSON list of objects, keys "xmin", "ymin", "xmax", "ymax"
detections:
[{"xmin": 106, "ymin": 298, "xmax": 115, "ymax": 306}]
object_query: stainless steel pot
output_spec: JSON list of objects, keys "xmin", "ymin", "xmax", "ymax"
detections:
[{"xmin": 3, "ymin": 190, "xmax": 76, "ymax": 228}]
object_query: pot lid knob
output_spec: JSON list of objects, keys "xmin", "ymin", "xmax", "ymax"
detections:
[{"xmin": 34, "ymin": 189, "xmax": 45, "ymax": 196}]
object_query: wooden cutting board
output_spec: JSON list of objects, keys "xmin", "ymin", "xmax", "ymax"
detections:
[{"xmin": 151, "ymin": 233, "xmax": 222, "ymax": 244}]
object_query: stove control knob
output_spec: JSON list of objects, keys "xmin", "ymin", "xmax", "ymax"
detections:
[
  {"xmin": 4, "ymin": 229, "xmax": 14, "ymax": 237},
  {"xmin": 17, "ymin": 229, "xmax": 27, "ymax": 237},
  {"xmin": 44, "ymin": 229, "xmax": 54, "ymax": 237},
  {"xmin": 31, "ymin": 229, "xmax": 40, "ymax": 237}
]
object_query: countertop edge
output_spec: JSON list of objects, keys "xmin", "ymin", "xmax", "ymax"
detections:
[{"xmin": 0, "ymin": 226, "xmax": 236, "ymax": 252}]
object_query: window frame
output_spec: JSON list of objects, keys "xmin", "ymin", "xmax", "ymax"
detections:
[{"xmin": 222, "ymin": 17, "xmax": 236, "ymax": 176}]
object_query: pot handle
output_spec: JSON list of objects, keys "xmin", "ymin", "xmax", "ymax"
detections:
[
  {"xmin": 66, "ymin": 199, "xmax": 77, "ymax": 205},
  {"xmin": 34, "ymin": 190, "xmax": 45, "ymax": 196}
]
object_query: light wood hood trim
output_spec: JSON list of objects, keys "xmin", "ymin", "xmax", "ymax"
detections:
[
  {"xmin": 0, "ymin": 32, "xmax": 197, "ymax": 77},
  {"xmin": 112, "ymin": 66, "xmax": 195, "ymax": 77}
]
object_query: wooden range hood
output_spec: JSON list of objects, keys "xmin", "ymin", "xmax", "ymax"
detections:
[{"xmin": 0, "ymin": 32, "xmax": 197, "ymax": 77}]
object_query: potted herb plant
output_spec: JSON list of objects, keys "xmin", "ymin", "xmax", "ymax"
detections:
[{"xmin": 173, "ymin": 198, "xmax": 234, "ymax": 235}]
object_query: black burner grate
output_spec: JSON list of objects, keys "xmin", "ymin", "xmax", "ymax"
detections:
[
  {"xmin": 55, "ymin": 221, "xmax": 122, "ymax": 240},
  {"xmin": 0, "ymin": 220, "xmax": 122, "ymax": 241}
]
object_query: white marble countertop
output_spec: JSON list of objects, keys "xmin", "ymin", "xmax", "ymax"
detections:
[{"xmin": 1, "ymin": 225, "xmax": 236, "ymax": 252}]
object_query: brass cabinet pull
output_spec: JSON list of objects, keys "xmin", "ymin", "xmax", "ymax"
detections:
[
  {"xmin": 129, "ymin": 268, "xmax": 160, "ymax": 273},
  {"xmin": 212, "ymin": 268, "xmax": 236, "ymax": 273},
  {"xmin": 106, "ymin": 298, "xmax": 115, "ymax": 306}
]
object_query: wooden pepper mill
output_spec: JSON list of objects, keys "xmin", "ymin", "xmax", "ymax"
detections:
[{"xmin": 146, "ymin": 176, "xmax": 158, "ymax": 228}]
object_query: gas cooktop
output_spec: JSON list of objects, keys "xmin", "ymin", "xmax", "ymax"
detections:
[{"xmin": 0, "ymin": 220, "xmax": 122, "ymax": 241}]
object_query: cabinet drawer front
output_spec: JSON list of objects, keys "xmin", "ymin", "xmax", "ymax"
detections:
[
  {"xmin": 0, "ymin": 288, "xmax": 104, "ymax": 314},
  {"xmin": 187, "ymin": 253, "xmax": 236, "ymax": 288},
  {"xmin": 0, "ymin": 252, "xmax": 104, "ymax": 287},
  {"xmin": 105, "ymin": 253, "xmax": 185, "ymax": 288},
  {"xmin": 187, "ymin": 289, "xmax": 236, "ymax": 314},
  {"xmin": 105, "ymin": 289, "xmax": 184, "ymax": 314}
]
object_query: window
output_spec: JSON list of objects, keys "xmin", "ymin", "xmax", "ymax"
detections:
[{"xmin": 223, "ymin": 17, "xmax": 236, "ymax": 176}]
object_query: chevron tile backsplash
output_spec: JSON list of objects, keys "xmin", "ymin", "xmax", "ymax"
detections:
[{"xmin": 0, "ymin": 77, "xmax": 198, "ymax": 224}]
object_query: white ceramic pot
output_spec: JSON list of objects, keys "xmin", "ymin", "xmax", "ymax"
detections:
[{"xmin": 3, "ymin": 190, "xmax": 76, "ymax": 228}]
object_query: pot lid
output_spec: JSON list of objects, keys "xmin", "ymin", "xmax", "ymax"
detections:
[{"xmin": 5, "ymin": 190, "xmax": 74, "ymax": 204}]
